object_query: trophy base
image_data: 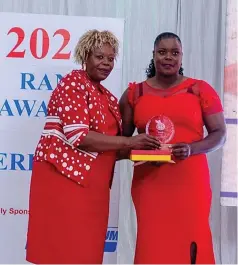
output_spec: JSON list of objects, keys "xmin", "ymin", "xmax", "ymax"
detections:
[{"xmin": 130, "ymin": 149, "xmax": 172, "ymax": 162}]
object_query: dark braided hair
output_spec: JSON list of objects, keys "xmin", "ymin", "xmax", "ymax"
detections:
[{"xmin": 146, "ymin": 32, "xmax": 184, "ymax": 78}]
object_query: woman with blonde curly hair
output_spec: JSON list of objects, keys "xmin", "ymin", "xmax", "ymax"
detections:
[{"xmin": 26, "ymin": 29, "xmax": 159, "ymax": 264}]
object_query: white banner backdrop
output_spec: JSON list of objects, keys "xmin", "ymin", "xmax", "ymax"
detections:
[
  {"xmin": 220, "ymin": 0, "xmax": 237, "ymax": 207},
  {"xmin": 0, "ymin": 12, "xmax": 124, "ymax": 264}
]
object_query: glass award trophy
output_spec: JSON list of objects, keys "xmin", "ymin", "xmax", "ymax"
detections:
[{"xmin": 130, "ymin": 115, "xmax": 175, "ymax": 163}]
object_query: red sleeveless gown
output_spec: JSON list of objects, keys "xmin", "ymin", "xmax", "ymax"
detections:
[{"xmin": 128, "ymin": 78, "xmax": 223, "ymax": 264}]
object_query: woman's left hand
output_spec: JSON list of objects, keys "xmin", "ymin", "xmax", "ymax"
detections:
[{"xmin": 172, "ymin": 143, "xmax": 192, "ymax": 160}]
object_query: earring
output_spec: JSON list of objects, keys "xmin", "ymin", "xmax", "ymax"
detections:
[{"xmin": 82, "ymin": 62, "xmax": 86, "ymax": 71}]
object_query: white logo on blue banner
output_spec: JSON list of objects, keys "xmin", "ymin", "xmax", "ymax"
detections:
[{"xmin": 0, "ymin": 12, "xmax": 124, "ymax": 264}]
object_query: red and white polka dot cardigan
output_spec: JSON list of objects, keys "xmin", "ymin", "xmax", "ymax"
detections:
[{"xmin": 34, "ymin": 70, "xmax": 122, "ymax": 187}]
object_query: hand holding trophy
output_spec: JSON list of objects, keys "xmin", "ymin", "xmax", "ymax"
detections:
[{"xmin": 130, "ymin": 115, "xmax": 175, "ymax": 165}]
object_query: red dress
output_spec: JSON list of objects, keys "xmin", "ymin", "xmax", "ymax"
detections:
[
  {"xmin": 128, "ymin": 78, "xmax": 223, "ymax": 264},
  {"xmin": 26, "ymin": 94, "xmax": 118, "ymax": 264}
]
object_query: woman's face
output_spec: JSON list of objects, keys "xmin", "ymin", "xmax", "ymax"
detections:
[
  {"xmin": 153, "ymin": 38, "xmax": 183, "ymax": 76},
  {"xmin": 86, "ymin": 43, "xmax": 115, "ymax": 82}
]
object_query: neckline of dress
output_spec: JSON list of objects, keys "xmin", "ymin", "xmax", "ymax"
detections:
[
  {"xmin": 79, "ymin": 69, "xmax": 104, "ymax": 93},
  {"xmin": 144, "ymin": 77, "xmax": 195, "ymax": 92}
]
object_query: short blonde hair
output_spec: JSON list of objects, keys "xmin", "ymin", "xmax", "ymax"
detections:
[{"xmin": 74, "ymin": 30, "xmax": 119, "ymax": 65}]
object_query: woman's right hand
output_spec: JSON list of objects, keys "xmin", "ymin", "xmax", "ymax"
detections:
[{"xmin": 127, "ymin": 133, "xmax": 160, "ymax": 150}]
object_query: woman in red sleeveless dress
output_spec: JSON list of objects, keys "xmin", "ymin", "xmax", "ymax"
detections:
[{"xmin": 120, "ymin": 32, "xmax": 226, "ymax": 264}]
